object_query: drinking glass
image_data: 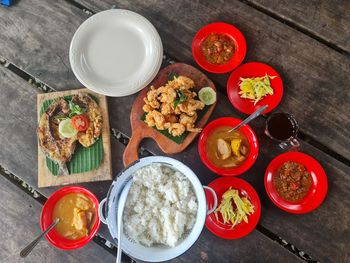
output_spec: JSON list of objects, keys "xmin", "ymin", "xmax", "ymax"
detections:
[{"xmin": 265, "ymin": 113, "xmax": 300, "ymax": 151}]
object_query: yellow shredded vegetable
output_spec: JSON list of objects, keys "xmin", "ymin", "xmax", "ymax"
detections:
[
  {"xmin": 238, "ymin": 74, "xmax": 275, "ymax": 105},
  {"xmin": 214, "ymin": 187, "xmax": 254, "ymax": 227}
]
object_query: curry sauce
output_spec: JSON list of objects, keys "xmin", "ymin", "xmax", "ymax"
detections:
[
  {"xmin": 206, "ymin": 126, "xmax": 249, "ymax": 168},
  {"xmin": 52, "ymin": 193, "xmax": 95, "ymax": 240}
]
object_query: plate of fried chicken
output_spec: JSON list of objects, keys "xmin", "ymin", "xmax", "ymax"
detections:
[{"xmin": 123, "ymin": 63, "xmax": 217, "ymax": 166}]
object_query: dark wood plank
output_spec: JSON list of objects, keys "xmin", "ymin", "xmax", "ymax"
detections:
[
  {"xmin": 0, "ymin": 0, "xmax": 88, "ymax": 90},
  {"xmin": 0, "ymin": 0, "xmax": 348, "ymax": 261},
  {"xmin": 170, "ymin": 228, "xmax": 302, "ymax": 263},
  {"xmin": 74, "ymin": 0, "xmax": 350, "ymax": 159},
  {"xmin": 0, "ymin": 66, "xmax": 125, "ymax": 245},
  {"xmin": 248, "ymin": 0, "xmax": 350, "ymax": 53},
  {"xmin": 0, "ymin": 175, "xmax": 116, "ymax": 263}
]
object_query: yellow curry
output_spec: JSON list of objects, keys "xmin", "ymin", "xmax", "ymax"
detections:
[
  {"xmin": 52, "ymin": 193, "xmax": 95, "ymax": 240},
  {"xmin": 206, "ymin": 126, "xmax": 249, "ymax": 168}
]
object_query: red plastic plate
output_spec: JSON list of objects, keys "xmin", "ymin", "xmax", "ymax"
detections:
[
  {"xmin": 192, "ymin": 22, "xmax": 246, "ymax": 73},
  {"xmin": 198, "ymin": 117, "xmax": 259, "ymax": 176},
  {"xmin": 40, "ymin": 186, "xmax": 100, "ymax": 250},
  {"xmin": 205, "ymin": 177, "xmax": 261, "ymax": 239},
  {"xmin": 264, "ymin": 152, "xmax": 328, "ymax": 214},
  {"xmin": 227, "ymin": 62, "xmax": 283, "ymax": 114}
]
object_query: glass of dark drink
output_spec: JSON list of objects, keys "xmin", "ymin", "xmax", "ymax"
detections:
[{"xmin": 265, "ymin": 113, "xmax": 300, "ymax": 151}]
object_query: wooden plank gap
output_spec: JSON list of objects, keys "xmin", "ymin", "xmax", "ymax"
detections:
[
  {"xmin": 256, "ymin": 224, "xmax": 319, "ymax": 262},
  {"xmin": 0, "ymin": 55, "xmax": 55, "ymax": 93},
  {"xmin": 239, "ymin": 0, "xmax": 350, "ymax": 56}
]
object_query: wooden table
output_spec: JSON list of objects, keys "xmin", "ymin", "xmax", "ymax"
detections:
[{"xmin": 0, "ymin": 1, "xmax": 349, "ymax": 262}]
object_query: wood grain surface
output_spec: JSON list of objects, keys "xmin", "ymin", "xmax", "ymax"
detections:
[
  {"xmin": 0, "ymin": 175, "xmax": 116, "ymax": 263},
  {"xmin": 37, "ymin": 88, "xmax": 112, "ymax": 187},
  {"xmin": 0, "ymin": 0, "xmax": 349, "ymax": 262},
  {"xmin": 249, "ymin": 0, "xmax": 350, "ymax": 53},
  {"xmin": 123, "ymin": 63, "xmax": 216, "ymax": 166},
  {"xmin": 75, "ymin": 0, "xmax": 350, "ymax": 159}
]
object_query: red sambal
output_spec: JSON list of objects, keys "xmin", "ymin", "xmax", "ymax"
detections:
[
  {"xmin": 273, "ymin": 161, "xmax": 312, "ymax": 202},
  {"xmin": 201, "ymin": 33, "xmax": 235, "ymax": 65}
]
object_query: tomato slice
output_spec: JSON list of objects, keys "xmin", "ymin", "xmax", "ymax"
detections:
[{"xmin": 71, "ymin": 115, "xmax": 90, "ymax": 132}]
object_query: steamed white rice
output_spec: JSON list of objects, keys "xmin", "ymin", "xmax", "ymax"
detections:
[{"xmin": 123, "ymin": 164, "xmax": 198, "ymax": 247}]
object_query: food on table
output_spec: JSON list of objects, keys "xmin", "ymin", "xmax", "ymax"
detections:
[
  {"xmin": 52, "ymin": 193, "xmax": 95, "ymax": 240},
  {"xmin": 201, "ymin": 33, "xmax": 235, "ymax": 65},
  {"xmin": 238, "ymin": 74, "xmax": 275, "ymax": 105},
  {"xmin": 198, "ymin": 87, "xmax": 217, "ymax": 105},
  {"xmin": 123, "ymin": 164, "xmax": 198, "ymax": 247},
  {"xmin": 214, "ymin": 187, "xmax": 254, "ymax": 227},
  {"xmin": 206, "ymin": 126, "xmax": 250, "ymax": 168},
  {"xmin": 143, "ymin": 75, "xmax": 206, "ymax": 136},
  {"xmin": 37, "ymin": 93, "xmax": 103, "ymax": 175},
  {"xmin": 273, "ymin": 161, "xmax": 312, "ymax": 202}
]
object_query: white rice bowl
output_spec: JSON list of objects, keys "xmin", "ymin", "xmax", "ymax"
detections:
[{"xmin": 123, "ymin": 164, "xmax": 198, "ymax": 247}]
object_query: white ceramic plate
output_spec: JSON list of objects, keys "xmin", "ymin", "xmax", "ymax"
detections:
[{"xmin": 70, "ymin": 9, "xmax": 163, "ymax": 97}]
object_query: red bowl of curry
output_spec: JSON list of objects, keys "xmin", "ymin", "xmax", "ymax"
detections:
[
  {"xmin": 192, "ymin": 22, "xmax": 246, "ymax": 73},
  {"xmin": 40, "ymin": 186, "xmax": 100, "ymax": 250},
  {"xmin": 198, "ymin": 117, "xmax": 259, "ymax": 176},
  {"xmin": 264, "ymin": 152, "xmax": 328, "ymax": 214}
]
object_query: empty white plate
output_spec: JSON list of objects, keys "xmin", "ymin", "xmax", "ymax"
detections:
[{"xmin": 70, "ymin": 9, "xmax": 163, "ymax": 97}]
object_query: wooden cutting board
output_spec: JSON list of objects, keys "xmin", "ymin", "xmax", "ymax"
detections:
[
  {"xmin": 123, "ymin": 63, "xmax": 216, "ymax": 166},
  {"xmin": 37, "ymin": 88, "xmax": 112, "ymax": 187}
]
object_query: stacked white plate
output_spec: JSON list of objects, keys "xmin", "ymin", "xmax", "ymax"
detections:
[{"xmin": 70, "ymin": 9, "xmax": 163, "ymax": 97}]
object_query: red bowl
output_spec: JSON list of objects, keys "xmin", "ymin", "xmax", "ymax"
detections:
[
  {"xmin": 227, "ymin": 62, "xmax": 283, "ymax": 114},
  {"xmin": 264, "ymin": 152, "xmax": 328, "ymax": 214},
  {"xmin": 198, "ymin": 117, "xmax": 259, "ymax": 176},
  {"xmin": 40, "ymin": 186, "xmax": 101, "ymax": 250},
  {"xmin": 192, "ymin": 22, "xmax": 246, "ymax": 73},
  {"xmin": 205, "ymin": 177, "xmax": 261, "ymax": 239}
]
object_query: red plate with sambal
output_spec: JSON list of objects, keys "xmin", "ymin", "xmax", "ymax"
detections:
[
  {"xmin": 192, "ymin": 22, "xmax": 246, "ymax": 73},
  {"xmin": 264, "ymin": 152, "xmax": 328, "ymax": 214}
]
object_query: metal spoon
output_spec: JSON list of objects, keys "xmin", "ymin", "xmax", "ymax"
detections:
[
  {"xmin": 228, "ymin": 105, "xmax": 268, "ymax": 133},
  {"xmin": 20, "ymin": 218, "xmax": 60, "ymax": 258},
  {"xmin": 116, "ymin": 180, "xmax": 132, "ymax": 263}
]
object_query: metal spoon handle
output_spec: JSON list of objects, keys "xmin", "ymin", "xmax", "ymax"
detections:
[
  {"xmin": 228, "ymin": 105, "xmax": 268, "ymax": 133},
  {"xmin": 20, "ymin": 219, "xmax": 59, "ymax": 258},
  {"xmin": 116, "ymin": 181, "xmax": 132, "ymax": 263}
]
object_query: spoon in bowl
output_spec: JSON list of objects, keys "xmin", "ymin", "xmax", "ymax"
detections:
[
  {"xmin": 228, "ymin": 105, "xmax": 268, "ymax": 133},
  {"xmin": 20, "ymin": 218, "xmax": 60, "ymax": 258},
  {"xmin": 116, "ymin": 180, "xmax": 133, "ymax": 263}
]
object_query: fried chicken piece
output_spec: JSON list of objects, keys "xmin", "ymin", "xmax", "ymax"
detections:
[
  {"xmin": 171, "ymin": 76, "xmax": 195, "ymax": 90},
  {"xmin": 182, "ymin": 89, "xmax": 197, "ymax": 100},
  {"xmin": 179, "ymin": 113, "xmax": 202, "ymax": 133},
  {"xmin": 168, "ymin": 123, "xmax": 186, "ymax": 136},
  {"xmin": 145, "ymin": 86, "xmax": 160, "ymax": 108},
  {"xmin": 164, "ymin": 114, "xmax": 178, "ymax": 123},
  {"xmin": 158, "ymin": 86, "xmax": 177, "ymax": 104},
  {"xmin": 143, "ymin": 104, "xmax": 154, "ymax": 113},
  {"xmin": 160, "ymin": 102, "xmax": 174, "ymax": 115},
  {"xmin": 175, "ymin": 99, "xmax": 205, "ymax": 116},
  {"xmin": 145, "ymin": 110, "xmax": 166, "ymax": 130}
]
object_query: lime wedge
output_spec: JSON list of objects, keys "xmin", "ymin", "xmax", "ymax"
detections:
[
  {"xmin": 198, "ymin": 87, "xmax": 216, "ymax": 105},
  {"xmin": 58, "ymin": 118, "xmax": 78, "ymax": 138}
]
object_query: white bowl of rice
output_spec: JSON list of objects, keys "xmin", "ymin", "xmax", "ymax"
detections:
[{"xmin": 99, "ymin": 156, "xmax": 217, "ymax": 262}]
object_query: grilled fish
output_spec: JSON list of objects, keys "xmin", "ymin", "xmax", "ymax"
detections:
[{"xmin": 38, "ymin": 99, "xmax": 77, "ymax": 176}]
